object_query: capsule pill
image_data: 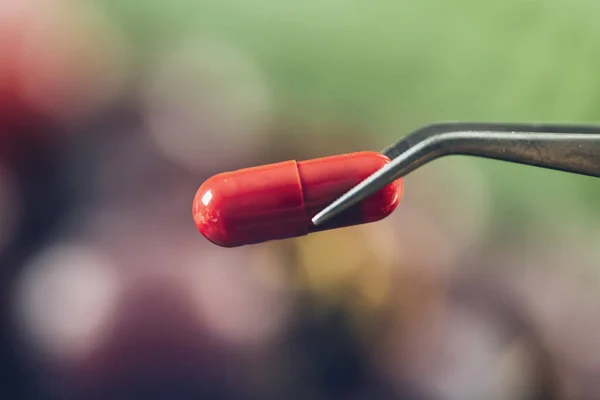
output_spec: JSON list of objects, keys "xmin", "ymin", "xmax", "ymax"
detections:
[{"xmin": 193, "ymin": 151, "xmax": 403, "ymax": 247}]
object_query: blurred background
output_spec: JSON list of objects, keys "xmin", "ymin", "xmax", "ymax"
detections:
[{"xmin": 2, "ymin": 0, "xmax": 600, "ymax": 398}]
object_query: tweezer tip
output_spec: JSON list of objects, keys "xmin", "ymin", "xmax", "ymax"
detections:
[
  {"xmin": 311, "ymin": 209, "xmax": 327, "ymax": 226},
  {"xmin": 311, "ymin": 208, "xmax": 333, "ymax": 226},
  {"xmin": 312, "ymin": 180, "xmax": 372, "ymax": 226}
]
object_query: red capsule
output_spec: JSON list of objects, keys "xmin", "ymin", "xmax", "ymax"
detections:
[{"xmin": 193, "ymin": 151, "xmax": 403, "ymax": 247}]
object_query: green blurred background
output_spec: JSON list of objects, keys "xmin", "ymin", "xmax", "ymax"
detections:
[{"xmin": 102, "ymin": 0, "xmax": 600, "ymax": 231}]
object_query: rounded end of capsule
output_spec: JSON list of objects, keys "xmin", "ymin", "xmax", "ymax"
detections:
[
  {"xmin": 382, "ymin": 175, "xmax": 404, "ymax": 217},
  {"xmin": 192, "ymin": 175, "xmax": 232, "ymax": 248},
  {"xmin": 353, "ymin": 152, "xmax": 403, "ymax": 224}
]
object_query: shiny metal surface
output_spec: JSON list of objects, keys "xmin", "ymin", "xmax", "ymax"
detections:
[{"xmin": 312, "ymin": 122, "xmax": 600, "ymax": 226}]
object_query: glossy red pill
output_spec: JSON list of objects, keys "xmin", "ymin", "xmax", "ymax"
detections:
[{"xmin": 193, "ymin": 151, "xmax": 403, "ymax": 247}]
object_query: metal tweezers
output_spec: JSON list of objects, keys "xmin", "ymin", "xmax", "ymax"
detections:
[{"xmin": 312, "ymin": 122, "xmax": 600, "ymax": 226}]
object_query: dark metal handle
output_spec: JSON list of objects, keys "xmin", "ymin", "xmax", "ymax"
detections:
[
  {"xmin": 312, "ymin": 122, "xmax": 600, "ymax": 226},
  {"xmin": 381, "ymin": 122, "xmax": 600, "ymax": 179}
]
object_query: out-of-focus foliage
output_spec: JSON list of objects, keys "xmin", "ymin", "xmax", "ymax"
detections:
[{"xmin": 99, "ymin": 0, "xmax": 600, "ymax": 229}]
